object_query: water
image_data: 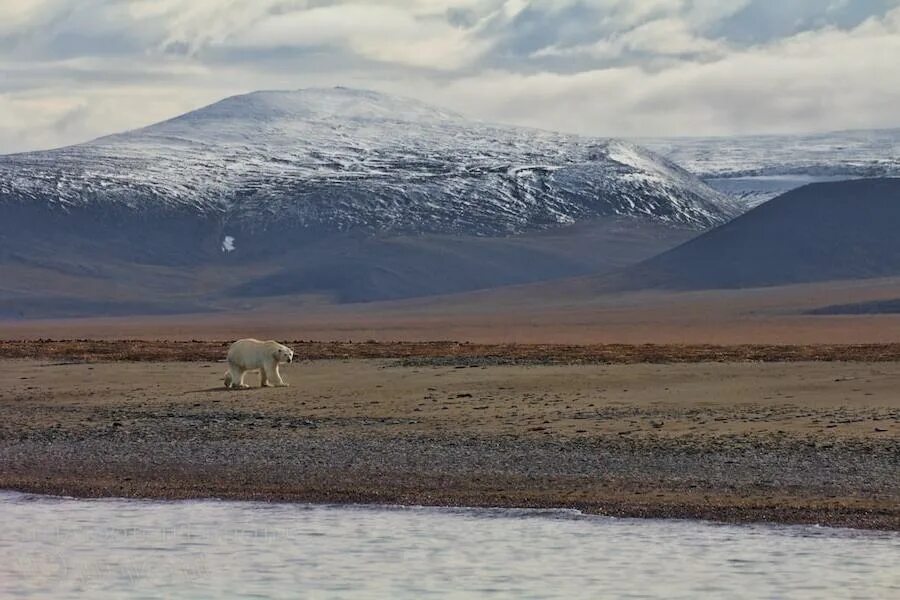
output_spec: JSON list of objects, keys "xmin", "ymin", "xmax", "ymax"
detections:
[{"xmin": 2, "ymin": 492, "xmax": 898, "ymax": 599}]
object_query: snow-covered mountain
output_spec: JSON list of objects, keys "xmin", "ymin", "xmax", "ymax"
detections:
[
  {"xmin": 642, "ymin": 128, "xmax": 900, "ymax": 207},
  {"xmin": 0, "ymin": 87, "xmax": 737, "ymax": 242},
  {"xmin": 1, "ymin": 87, "xmax": 752, "ymax": 316}
]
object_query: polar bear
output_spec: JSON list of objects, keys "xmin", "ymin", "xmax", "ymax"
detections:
[{"xmin": 223, "ymin": 339, "xmax": 294, "ymax": 389}]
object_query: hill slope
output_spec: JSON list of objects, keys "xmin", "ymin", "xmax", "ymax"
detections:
[{"xmin": 606, "ymin": 178, "xmax": 900, "ymax": 291}]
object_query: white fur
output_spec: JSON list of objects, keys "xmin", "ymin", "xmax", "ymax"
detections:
[{"xmin": 223, "ymin": 338, "xmax": 294, "ymax": 389}]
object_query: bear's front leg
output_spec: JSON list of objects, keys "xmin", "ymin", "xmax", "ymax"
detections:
[
  {"xmin": 260, "ymin": 368, "xmax": 272, "ymax": 387},
  {"xmin": 262, "ymin": 362, "xmax": 284, "ymax": 387},
  {"xmin": 272, "ymin": 364, "xmax": 288, "ymax": 387}
]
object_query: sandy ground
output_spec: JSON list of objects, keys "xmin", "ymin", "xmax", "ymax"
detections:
[{"xmin": 2, "ymin": 358, "xmax": 898, "ymax": 529}]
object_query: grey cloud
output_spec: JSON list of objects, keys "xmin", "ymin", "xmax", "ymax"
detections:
[
  {"xmin": 51, "ymin": 103, "xmax": 90, "ymax": 134},
  {"xmin": 4, "ymin": 1, "xmax": 152, "ymax": 61},
  {"xmin": 446, "ymin": 6, "xmax": 480, "ymax": 28},
  {"xmin": 710, "ymin": 0, "xmax": 900, "ymax": 44}
]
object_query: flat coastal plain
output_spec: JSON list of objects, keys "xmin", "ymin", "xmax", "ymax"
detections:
[{"xmin": 1, "ymin": 343, "xmax": 899, "ymax": 530}]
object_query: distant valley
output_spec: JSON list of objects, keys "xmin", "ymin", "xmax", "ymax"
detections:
[
  {"xmin": 646, "ymin": 128, "xmax": 900, "ymax": 178},
  {"xmin": 644, "ymin": 128, "xmax": 900, "ymax": 207}
]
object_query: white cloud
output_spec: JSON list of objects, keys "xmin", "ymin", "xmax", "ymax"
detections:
[
  {"xmin": 233, "ymin": 3, "xmax": 491, "ymax": 69},
  {"xmin": 535, "ymin": 16, "xmax": 728, "ymax": 60},
  {"xmin": 0, "ymin": 0, "xmax": 62, "ymax": 34},
  {"xmin": 430, "ymin": 7, "xmax": 900, "ymax": 137}
]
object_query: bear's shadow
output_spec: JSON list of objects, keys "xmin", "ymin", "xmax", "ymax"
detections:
[{"xmin": 185, "ymin": 386, "xmax": 256, "ymax": 393}]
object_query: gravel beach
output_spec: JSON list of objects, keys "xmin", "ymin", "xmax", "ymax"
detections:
[{"xmin": 1, "ymin": 350, "xmax": 898, "ymax": 530}]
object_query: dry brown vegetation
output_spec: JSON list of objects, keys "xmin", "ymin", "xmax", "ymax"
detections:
[{"xmin": 5, "ymin": 339, "xmax": 900, "ymax": 363}]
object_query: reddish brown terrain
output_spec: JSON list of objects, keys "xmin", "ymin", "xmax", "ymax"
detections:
[{"xmin": 4, "ymin": 276, "xmax": 900, "ymax": 344}]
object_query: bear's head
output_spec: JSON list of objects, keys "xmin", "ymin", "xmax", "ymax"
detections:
[{"xmin": 274, "ymin": 343, "xmax": 294, "ymax": 364}]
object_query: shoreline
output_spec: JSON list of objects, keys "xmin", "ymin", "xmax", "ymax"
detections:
[
  {"xmin": 3, "ymin": 484, "xmax": 897, "ymax": 532},
  {"xmin": 2, "ymin": 357, "xmax": 898, "ymax": 531}
]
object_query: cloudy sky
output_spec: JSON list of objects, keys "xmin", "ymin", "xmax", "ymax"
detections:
[{"xmin": 2, "ymin": 0, "xmax": 899, "ymax": 153}]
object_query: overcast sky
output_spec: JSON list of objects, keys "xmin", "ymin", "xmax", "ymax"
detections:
[{"xmin": 2, "ymin": 0, "xmax": 899, "ymax": 153}]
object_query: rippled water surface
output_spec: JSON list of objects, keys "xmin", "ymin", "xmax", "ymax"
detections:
[{"xmin": 2, "ymin": 491, "xmax": 898, "ymax": 599}]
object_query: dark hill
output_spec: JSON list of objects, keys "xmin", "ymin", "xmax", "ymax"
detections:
[{"xmin": 607, "ymin": 178, "xmax": 900, "ymax": 291}]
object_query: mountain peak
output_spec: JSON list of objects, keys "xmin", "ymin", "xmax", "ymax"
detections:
[{"xmin": 136, "ymin": 87, "xmax": 464, "ymax": 137}]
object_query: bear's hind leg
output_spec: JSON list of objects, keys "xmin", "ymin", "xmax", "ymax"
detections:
[
  {"xmin": 226, "ymin": 365, "xmax": 245, "ymax": 389},
  {"xmin": 238, "ymin": 370, "xmax": 250, "ymax": 389},
  {"xmin": 228, "ymin": 366, "xmax": 250, "ymax": 389}
]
